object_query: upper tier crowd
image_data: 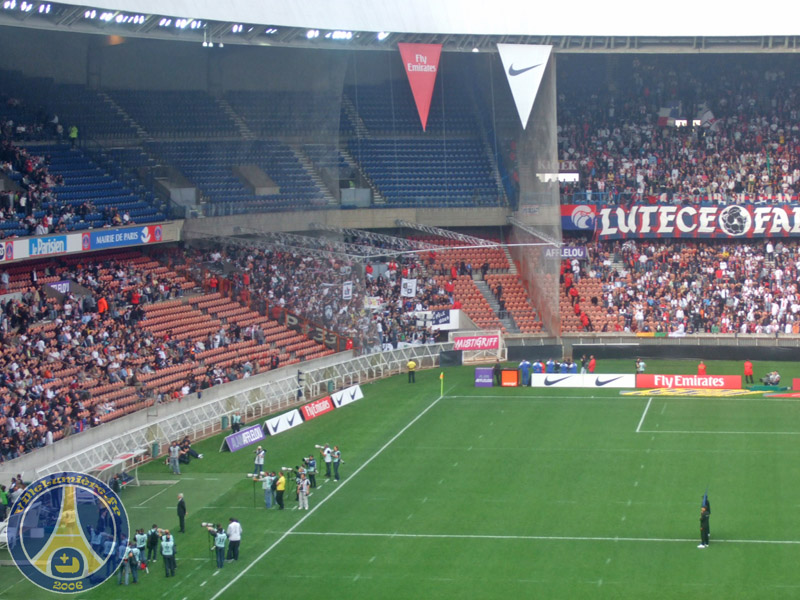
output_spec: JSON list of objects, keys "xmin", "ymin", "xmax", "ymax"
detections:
[{"xmin": 556, "ymin": 56, "xmax": 800, "ymax": 205}]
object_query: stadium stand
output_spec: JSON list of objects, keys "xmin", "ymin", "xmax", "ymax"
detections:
[
  {"xmin": 560, "ymin": 238, "xmax": 800, "ymax": 335},
  {"xmin": 0, "ymin": 247, "xmax": 334, "ymax": 463},
  {"xmin": 556, "ymin": 55, "xmax": 800, "ymax": 205}
]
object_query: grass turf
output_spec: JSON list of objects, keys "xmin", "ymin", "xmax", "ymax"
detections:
[{"xmin": 1, "ymin": 358, "xmax": 800, "ymax": 599}]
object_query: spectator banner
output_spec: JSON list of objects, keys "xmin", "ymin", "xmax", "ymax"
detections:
[
  {"xmin": 398, "ymin": 43, "xmax": 442, "ymax": 132},
  {"xmin": 47, "ymin": 280, "xmax": 71, "ymax": 294},
  {"xmin": 263, "ymin": 409, "xmax": 303, "ymax": 436},
  {"xmin": 636, "ymin": 374, "xmax": 742, "ymax": 389},
  {"xmin": 401, "ymin": 278, "xmax": 418, "ymax": 297},
  {"xmin": 301, "ymin": 396, "xmax": 335, "ymax": 421},
  {"xmin": 453, "ymin": 335, "xmax": 500, "ymax": 350},
  {"xmin": 474, "ymin": 367, "xmax": 494, "ymax": 387},
  {"xmin": 432, "ymin": 310, "xmax": 450, "ymax": 326},
  {"xmin": 597, "ymin": 204, "xmax": 800, "ymax": 240},
  {"xmin": 497, "ymin": 44, "xmax": 552, "ymax": 129},
  {"xmin": 224, "ymin": 423, "xmax": 266, "ymax": 451},
  {"xmin": 530, "ymin": 374, "xmax": 636, "ymax": 388},
  {"xmin": 342, "ymin": 280, "xmax": 353, "ymax": 300},
  {"xmin": 561, "ymin": 204, "xmax": 597, "ymax": 232},
  {"xmin": 331, "ymin": 384, "xmax": 364, "ymax": 408}
]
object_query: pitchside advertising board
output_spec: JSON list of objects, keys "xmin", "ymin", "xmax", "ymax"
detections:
[
  {"xmin": 529, "ymin": 374, "xmax": 637, "ymax": 388},
  {"xmin": 222, "ymin": 423, "xmax": 266, "ymax": 452},
  {"xmin": 636, "ymin": 374, "xmax": 742, "ymax": 389},
  {"xmin": 259, "ymin": 384, "xmax": 365, "ymax": 438}
]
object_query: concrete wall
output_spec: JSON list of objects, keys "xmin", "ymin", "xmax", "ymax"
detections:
[{"xmin": 182, "ymin": 206, "xmax": 511, "ymax": 238}]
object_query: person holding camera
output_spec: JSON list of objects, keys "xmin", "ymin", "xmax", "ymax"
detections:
[
  {"xmin": 160, "ymin": 530, "xmax": 176, "ymax": 577},
  {"xmin": 134, "ymin": 528, "xmax": 147, "ymax": 566},
  {"xmin": 297, "ymin": 472, "xmax": 310, "ymax": 510},
  {"xmin": 146, "ymin": 524, "xmax": 160, "ymax": 562},
  {"xmin": 261, "ymin": 471, "xmax": 276, "ymax": 508},
  {"xmin": 276, "ymin": 470, "xmax": 286, "ymax": 509},
  {"xmin": 332, "ymin": 446, "xmax": 343, "ymax": 481},
  {"xmin": 226, "ymin": 518, "xmax": 242, "ymax": 561},
  {"xmin": 206, "ymin": 523, "xmax": 227, "ymax": 569},
  {"xmin": 294, "ymin": 464, "xmax": 306, "ymax": 501},
  {"xmin": 306, "ymin": 454, "xmax": 317, "ymax": 488},
  {"xmin": 254, "ymin": 446, "xmax": 265, "ymax": 475},
  {"xmin": 118, "ymin": 540, "xmax": 139, "ymax": 585},
  {"xmin": 321, "ymin": 443, "xmax": 332, "ymax": 478}
]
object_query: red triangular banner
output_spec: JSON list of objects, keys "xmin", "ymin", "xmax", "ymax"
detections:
[{"xmin": 398, "ymin": 43, "xmax": 442, "ymax": 132}]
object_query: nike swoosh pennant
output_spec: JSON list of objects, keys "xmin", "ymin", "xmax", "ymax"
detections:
[
  {"xmin": 508, "ymin": 63, "xmax": 541, "ymax": 77},
  {"xmin": 497, "ymin": 44, "xmax": 552, "ymax": 129}
]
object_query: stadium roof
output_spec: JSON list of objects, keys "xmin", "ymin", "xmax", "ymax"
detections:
[{"xmin": 2, "ymin": 0, "xmax": 800, "ymax": 52}]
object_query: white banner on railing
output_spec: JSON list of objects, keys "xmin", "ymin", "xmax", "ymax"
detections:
[
  {"xmin": 331, "ymin": 384, "xmax": 364, "ymax": 408},
  {"xmin": 264, "ymin": 409, "xmax": 303, "ymax": 436}
]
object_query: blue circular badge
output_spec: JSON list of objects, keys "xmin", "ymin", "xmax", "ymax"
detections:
[{"xmin": 7, "ymin": 472, "xmax": 130, "ymax": 593}]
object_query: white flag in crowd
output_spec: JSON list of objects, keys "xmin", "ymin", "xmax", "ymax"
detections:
[{"xmin": 401, "ymin": 278, "xmax": 417, "ymax": 297}]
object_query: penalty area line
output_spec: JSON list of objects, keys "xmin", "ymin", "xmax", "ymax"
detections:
[{"xmin": 208, "ymin": 388, "xmax": 454, "ymax": 600}]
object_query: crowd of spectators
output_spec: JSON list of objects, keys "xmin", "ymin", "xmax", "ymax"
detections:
[
  {"xmin": 191, "ymin": 242, "xmax": 455, "ymax": 354},
  {"xmin": 556, "ymin": 55, "xmax": 800, "ymax": 205},
  {"xmin": 0, "ymin": 249, "xmax": 297, "ymax": 464},
  {"xmin": 574, "ymin": 237, "xmax": 800, "ymax": 335}
]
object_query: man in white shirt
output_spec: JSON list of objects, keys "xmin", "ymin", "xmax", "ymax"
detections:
[{"xmin": 226, "ymin": 518, "xmax": 242, "ymax": 561}]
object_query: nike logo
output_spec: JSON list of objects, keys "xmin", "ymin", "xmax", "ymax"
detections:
[
  {"xmin": 596, "ymin": 376, "xmax": 623, "ymax": 387},
  {"xmin": 349, "ymin": 389, "xmax": 357, "ymax": 399},
  {"xmin": 287, "ymin": 415, "xmax": 295, "ymax": 426},
  {"xmin": 508, "ymin": 63, "xmax": 541, "ymax": 77},
  {"xmin": 544, "ymin": 376, "xmax": 570, "ymax": 386},
  {"xmin": 271, "ymin": 423, "xmax": 280, "ymax": 434}
]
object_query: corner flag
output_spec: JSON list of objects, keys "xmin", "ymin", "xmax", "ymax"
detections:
[{"xmin": 440, "ymin": 372, "xmax": 444, "ymax": 396}]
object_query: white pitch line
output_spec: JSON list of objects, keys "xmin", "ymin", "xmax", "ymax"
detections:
[
  {"xmin": 635, "ymin": 398, "xmax": 653, "ymax": 433},
  {"xmin": 289, "ymin": 531, "xmax": 800, "ymax": 545},
  {"xmin": 137, "ymin": 482, "xmax": 176, "ymax": 506},
  {"xmin": 208, "ymin": 388, "xmax": 453, "ymax": 600},
  {"xmin": 642, "ymin": 430, "xmax": 800, "ymax": 435}
]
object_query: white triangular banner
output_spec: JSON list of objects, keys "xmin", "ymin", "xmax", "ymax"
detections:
[{"xmin": 497, "ymin": 44, "xmax": 552, "ymax": 130}]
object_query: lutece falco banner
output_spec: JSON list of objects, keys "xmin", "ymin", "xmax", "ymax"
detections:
[
  {"xmin": 397, "ymin": 43, "xmax": 442, "ymax": 131},
  {"xmin": 7, "ymin": 472, "xmax": 129, "ymax": 593},
  {"xmin": 596, "ymin": 204, "xmax": 800, "ymax": 240}
]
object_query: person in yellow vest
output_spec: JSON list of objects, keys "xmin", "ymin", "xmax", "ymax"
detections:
[
  {"xmin": 407, "ymin": 359, "xmax": 417, "ymax": 383},
  {"xmin": 68, "ymin": 124, "xmax": 78, "ymax": 148},
  {"xmin": 275, "ymin": 471, "xmax": 286, "ymax": 510}
]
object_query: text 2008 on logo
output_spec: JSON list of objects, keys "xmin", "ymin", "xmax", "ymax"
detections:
[{"xmin": 7, "ymin": 472, "xmax": 129, "ymax": 593}]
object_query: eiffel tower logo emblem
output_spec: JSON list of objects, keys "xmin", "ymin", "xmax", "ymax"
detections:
[{"xmin": 30, "ymin": 485, "xmax": 106, "ymax": 578}]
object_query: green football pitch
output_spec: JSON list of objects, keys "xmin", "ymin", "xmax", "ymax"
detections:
[{"xmin": 2, "ymin": 359, "xmax": 800, "ymax": 599}]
